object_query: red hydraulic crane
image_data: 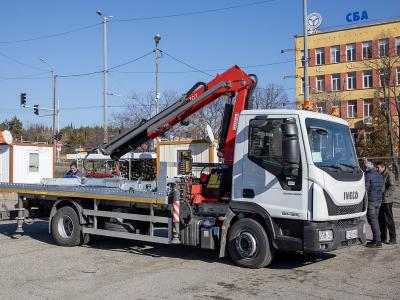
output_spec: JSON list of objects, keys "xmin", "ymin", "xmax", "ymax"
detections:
[{"xmin": 100, "ymin": 65, "xmax": 257, "ymax": 167}]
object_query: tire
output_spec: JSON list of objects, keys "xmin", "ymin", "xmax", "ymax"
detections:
[
  {"xmin": 228, "ymin": 218, "xmax": 274, "ymax": 268},
  {"xmin": 51, "ymin": 206, "xmax": 82, "ymax": 247}
]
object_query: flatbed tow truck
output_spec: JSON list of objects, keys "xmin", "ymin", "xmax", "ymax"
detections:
[{"xmin": 0, "ymin": 66, "xmax": 367, "ymax": 268}]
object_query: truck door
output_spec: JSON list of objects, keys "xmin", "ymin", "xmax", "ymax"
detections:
[{"xmin": 233, "ymin": 114, "xmax": 308, "ymax": 221}]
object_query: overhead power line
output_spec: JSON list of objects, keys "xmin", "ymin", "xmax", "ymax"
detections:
[
  {"xmin": 110, "ymin": 59, "xmax": 295, "ymax": 74},
  {"xmin": 57, "ymin": 50, "xmax": 154, "ymax": 78},
  {"xmin": 0, "ymin": 71, "xmax": 51, "ymax": 82},
  {"xmin": 160, "ymin": 50, "xmax": 214, "ymax": 77},
  {"xmin": 60, "ymin": 105, "xmax": 127, "ymax": 111},
  {"xmin": 0, "ymin": 22, "xmax": 102, "ymax": 44},
  {"xmin": 0, "ymin": 51, "xmax": 48, "ymax": 71},
  {"xmin": 0, "ymin": 1, "xmax": 274, "ymax": 45},
  {"xmin": 112, "ymin": 0, "xmax": 275, "ymax": 22}
]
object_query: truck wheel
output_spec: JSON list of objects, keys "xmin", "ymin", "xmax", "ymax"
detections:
[
  {"xmin": 228, "ymin": 218, "xmax": 274, "ymax": 268},
  {"xmin": 51, "ymin": 206, "xmax": 82, "ymax": 247}
]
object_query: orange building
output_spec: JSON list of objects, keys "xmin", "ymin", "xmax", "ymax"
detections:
[{"xmin": 295, "ymin": 20, "xmax": 400, "ymax": 142}]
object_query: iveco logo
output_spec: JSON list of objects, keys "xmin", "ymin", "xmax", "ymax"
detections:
[{"xmin": 344, "ymin": 191, "xmax": 358, "ymax": 200}]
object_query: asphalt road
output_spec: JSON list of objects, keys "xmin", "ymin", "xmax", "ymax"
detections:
[{"xmin": 0, "ymin": 205, "xmax": 399, "ymax": 300}]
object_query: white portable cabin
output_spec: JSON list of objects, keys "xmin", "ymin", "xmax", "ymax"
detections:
[
  {"xmin": 0, "ymin": 143, "xmax": 54, "ymax": 183},
  {"xmin": 157, "ymin": 140, "xmax": 218, "ymax": 178}
]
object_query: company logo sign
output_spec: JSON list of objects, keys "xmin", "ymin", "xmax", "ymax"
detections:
[
  {"xmin": 346, "ymin": 10, "xmax": 368, "ymax": 22},
  {"xmin": 344, "ymin": 191, "xmax": 359, "ymax": 200},
  {"xmin": 307, "ymin": 12, "xmax": 323, "ymax": 30}
]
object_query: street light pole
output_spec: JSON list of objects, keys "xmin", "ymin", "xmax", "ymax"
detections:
[
  {"xmin": 97, "ymin": 10, "xmax": 113, "ymax": 144},
  {"xmin": 303, "ymin": 0, "xmax": 310, "ymax": 104},
  {"xmin": 154, "ymin": 34, "xmax": 161, "ymax": 115}
]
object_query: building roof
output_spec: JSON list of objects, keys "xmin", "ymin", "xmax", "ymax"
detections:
[{"xmin": 294, "ymin": 19, "xmax": 400, "ymax": 38}]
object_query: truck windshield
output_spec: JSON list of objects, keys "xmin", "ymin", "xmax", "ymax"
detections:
[{"xmin": 305, "ymin": 118, "xmax": 358, "ymax": 173}]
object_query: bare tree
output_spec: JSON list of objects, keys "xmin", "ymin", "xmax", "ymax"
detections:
[
  {"xmin": 253, "ymin": 84, "xmax": 290, "ymax": 109},
  {"xmin": 112, "ymin": 84, "xmax": 289, "ymax": 146},
  {"xmin": 310, "ymin": 90, "xmax": 344, "ymax": 114},
  {"xmin": 363, "ymin": 32, "xmax": 400, "ymax": 178}
]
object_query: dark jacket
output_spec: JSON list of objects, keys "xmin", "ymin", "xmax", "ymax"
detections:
[
  {"xmin": 382, "ymin": 168, "xmax": 395, "ymax": 203},
  {"xmin": 365, "ymin": 169, "xmax": 384, "ymax": 203},
  {"xmin": 64, "ymin": 169, "xmax": 83, "ymax": 178}
]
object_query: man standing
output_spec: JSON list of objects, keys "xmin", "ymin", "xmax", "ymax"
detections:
[
  {"xmin": 376, "ymin": 161, "xmax": 396, "ymax": 244},
  {"xmin": 364, "ymin": 159, "xmax": 384, "ymax": 248}
]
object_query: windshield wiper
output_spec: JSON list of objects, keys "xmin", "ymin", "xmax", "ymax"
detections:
[
  {"xmin": 337, "ymin": 163, "xmax": 358, "ymax": 170},
  {"xmin": 320, "ymin": 163, "xmax": 357, "ymax": 173}
]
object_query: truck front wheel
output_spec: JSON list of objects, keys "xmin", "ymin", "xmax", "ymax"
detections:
[
  {"xmin": 228, "ymin": 218, "xmax": 274, "ymax": 268},
  {"xmin": 51, "ymin": 206, "xmax": 82, "ymax": 247}
]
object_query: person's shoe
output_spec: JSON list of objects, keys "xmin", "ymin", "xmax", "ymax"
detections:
[
  {"xmin": 366, "ymin": 241, "xmax": 382, "ymax": 248},
  {"xmin": 366, "ymin": 241, "xmax": 376, "ymax": 247},
  {"xmin": 388, "ymin": 240, "xmax": 397, "ymax": 245}
]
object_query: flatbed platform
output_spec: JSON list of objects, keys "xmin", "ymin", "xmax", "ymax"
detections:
[{"xmin": 0, "ymin": 182, "xmax": 167, "ymax": 204}]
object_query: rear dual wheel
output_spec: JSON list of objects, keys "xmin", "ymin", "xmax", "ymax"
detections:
[{"xmin": 228, "ymin": 218, "xmax": 274, "ymax": 269}]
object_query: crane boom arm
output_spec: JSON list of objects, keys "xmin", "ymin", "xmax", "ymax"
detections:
[{"xmin": 100, "ymin": 65, "xmax": 256, "ymax": 164}]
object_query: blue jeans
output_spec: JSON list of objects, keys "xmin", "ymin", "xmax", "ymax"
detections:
[{"xmin": 367, "ymin": 202, "xmax": 381, "ymax": 242}]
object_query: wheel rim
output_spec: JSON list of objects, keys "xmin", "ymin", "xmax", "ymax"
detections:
[
  {"xmin": 58, "ymin": 215, "xmax": 74, "ymax": 239},
  {"xmin": 235, "ymin": 231, "xmax": 257, "ymax": 258}
]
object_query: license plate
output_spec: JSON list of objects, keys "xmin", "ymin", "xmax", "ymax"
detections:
[{"xmin": 346, "ymin": 228, "xmax": 358, "ymax": 240}]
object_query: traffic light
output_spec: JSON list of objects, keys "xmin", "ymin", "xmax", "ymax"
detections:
[
  {"xmin": 33, "ymin": 104, "xmax": 39, "ymax": 115},
  {"xmin": 54, "ymin": 132, "xmax": 62, "ymax": 141},
  {"xmin": 20, "ymin": 93, "xmax": 27, "ymax": 106}
]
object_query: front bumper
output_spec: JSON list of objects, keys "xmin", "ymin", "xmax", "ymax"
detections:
[{"xmin": 303, "ymin": 218, "xmax": 366, "ymax": 253}]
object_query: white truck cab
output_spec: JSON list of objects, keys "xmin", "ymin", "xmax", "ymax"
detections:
[{"xmin": 231, "ymin": 109, "xmax": 366, "ymax": 253}]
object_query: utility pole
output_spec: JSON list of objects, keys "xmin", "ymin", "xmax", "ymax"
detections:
[
  {"xmin": 40, "ymin": 58, "xmax": 58, "ymax": 135},
  {"xmin": 97, "ymin": 10, "xmax": 113, "ymax": 144},
  {"xmin": 303, "ymin": 0, "xmax": 310, "ymax": 104},
  {"xmin": 154, "ymin": 34, "xmax": 161, "ymax": 115}
]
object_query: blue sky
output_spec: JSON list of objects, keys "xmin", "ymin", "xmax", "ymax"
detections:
[{"xmin": 0, "ymin": 0, "xmax": 399, "ymax": 128}]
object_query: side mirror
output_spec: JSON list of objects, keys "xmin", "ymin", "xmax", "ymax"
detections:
[{"xmin": 281, "ymin": 119, "xmax": 300, "ymax": 176}]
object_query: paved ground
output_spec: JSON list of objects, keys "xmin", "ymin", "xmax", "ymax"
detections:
[{"xmin": 0, "ymin": 202, "xmax": 399, "ymax": 299}]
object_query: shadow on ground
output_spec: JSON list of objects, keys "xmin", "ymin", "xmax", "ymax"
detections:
[{"xmin": 0, "ymin": 219, "xmax": 335, "ymax": 269}]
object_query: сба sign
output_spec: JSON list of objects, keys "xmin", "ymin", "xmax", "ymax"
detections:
[{"xmin": 346, "ymin": 10, "xmax": 369, "ymax": 22}]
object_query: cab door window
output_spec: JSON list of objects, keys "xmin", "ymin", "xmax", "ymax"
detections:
[
  {"xmin": 248, "ymin": 119, "xmax": 284, "ymax": 177},
  {"xmin": 248, "ymin": 118, "xmax": 302, "ymax": 191}
]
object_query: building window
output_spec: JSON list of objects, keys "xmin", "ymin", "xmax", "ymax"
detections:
[
  {"xmin": 330, "ymin": 46, "xmax": 340, "ymax": 63},
  {"xmin": 347, "ymin": 72, "xmax": 356, "ymax": 90},
  {"xmin": 363, "ymin": 70, "xmax": 372, "ymax": 88},
  {"xmin": 364, "ymin": 99, "xmax": 373, "ymax": 117},
  {"xmin": 300, "ymin": 50, "xmax": 310, "ymax": 67},
  {"xmin": 396, "ymin": 37, "xmax": 400, "ymax": 55},
  {"xmin": 331, "ymin": 74, "xmax": 341, "ymax": 91},
  {"xmin": 348, "ymin": 100, "xmax": 357, "ymax": 118},
  {"xmin": 365, "ymin": 129, "xmax": 372, "ymax": 143},
  {"xmin": 316, "ymin": 48, "xmax": 325, "ymax": 65},
  {"xmin": 346, "ymin": 44, "xmax": 355, "ymax": 61},
  {"xmin": 397, "ymin": 67, "xmax": 400, "ymax": 85},
  {"xmin": 300, "ymin": 77, "xmax": 305, "ymax": 94},
  {"xmin": 316, "ymin": 75, "xmax": 325, "ymax": 91},
  {"xmin": 316, "ymin": 102, "xmax": 326, "ymax": 113},
  {"xmin": 379, "ymin": 70, "xmax": 385, "ymax": 87},
  {"xmin": 362, "ymin": 41, "xmax": 372, "ymax": 59},
  {"xmin": 350, "ymin": 128, "xmax": 359, "ymax": 144},
  {"xmin": 29, "ymin": 153, "xmax": 39, "ymax": 172},
  {"xmin": 379, "ymin": 38, "xmax": 389, "ymax": 57}
]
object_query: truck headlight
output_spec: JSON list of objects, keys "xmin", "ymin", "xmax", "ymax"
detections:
[{"xmin": 319, "ymin": 230, "xmax": 333, "ymax": 242}]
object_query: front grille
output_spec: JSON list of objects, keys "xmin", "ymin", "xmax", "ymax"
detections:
[
  {"xmin": 324, "ymin": 191, "xmax": 366, "ymax": 216},
  {"xmin": 336, "ymin": 219, "xmax": 355, "ymax": 228}
]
